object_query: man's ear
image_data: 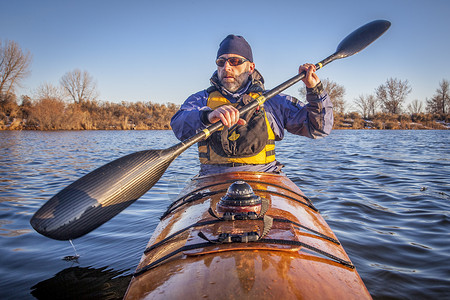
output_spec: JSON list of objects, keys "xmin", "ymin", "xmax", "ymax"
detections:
[{"xmin": 248, "ymin": 62, "xmax": 255, "ymax": 74}]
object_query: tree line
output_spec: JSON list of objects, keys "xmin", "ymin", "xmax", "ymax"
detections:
[
  {"xmin": 299, "ymin": 77, "xmax": 449, "ymax": 129},
  {"xmin": 1, "ymin": 93, "xmax": 179, "ymax": 130},
  {"xmin": 1, "ymin": 39, "xmax": 449, "ymax": 131}
]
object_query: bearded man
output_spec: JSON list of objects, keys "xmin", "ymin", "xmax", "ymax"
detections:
[{"xmin": 171, "ymin": 35, "xmax": 333, "ymax": 176}]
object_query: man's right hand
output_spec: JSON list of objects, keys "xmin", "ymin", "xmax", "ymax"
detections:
[{"xmin": 207, "ymin": 105, "xmax": 247, "ymax": 127}]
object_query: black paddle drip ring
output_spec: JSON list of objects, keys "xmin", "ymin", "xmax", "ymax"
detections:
[{"xmin": 219, "ymin": 181, "xmax": 262, "ymax": 207}]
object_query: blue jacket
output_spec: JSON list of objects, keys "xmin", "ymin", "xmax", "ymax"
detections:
[{"xmin": 170, "ymin": 71, "xmax": 333, "ymax": 175}]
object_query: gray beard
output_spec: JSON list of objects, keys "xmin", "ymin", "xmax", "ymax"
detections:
[{"xmin": 220, "ymin": 72, "xmax": 250, "ymax": 93}]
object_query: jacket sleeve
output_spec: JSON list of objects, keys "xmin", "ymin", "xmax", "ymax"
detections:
[
  {"xmin": 170, "ymin": 90, "xmax": 211, "ymax": 141},
  {"xmin": 265, "ymin": 90, "xmax": 333, "ymax": 140}
]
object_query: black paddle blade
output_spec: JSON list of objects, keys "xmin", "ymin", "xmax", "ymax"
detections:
[
  {"xmin": 30, "ymin": 148, "xmax": 176, "ymax": 240},
  {"xmin": 335, "ymin": 20, "xmax": 391, "ymax": 59}
]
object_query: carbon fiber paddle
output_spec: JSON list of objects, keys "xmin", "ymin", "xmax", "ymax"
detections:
[{"xmin": 31, "ymin": 20, "xmax": 391, "ymax": 240}]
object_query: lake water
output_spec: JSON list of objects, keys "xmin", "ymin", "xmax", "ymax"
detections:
[{"xmin": 0, "ymin": 130, "xmax": 449, "ymax": 299}]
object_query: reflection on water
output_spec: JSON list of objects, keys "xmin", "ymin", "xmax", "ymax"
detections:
[
  {"xmin": 30, "ymin": 266, "xmax": 132, "ymax": 300},
  {"xmin": 0, "ymin": 130, "xmax": 449, "ymax": 299}
]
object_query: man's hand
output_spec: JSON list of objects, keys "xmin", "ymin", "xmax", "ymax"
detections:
[
  {"xmin": 208, "ymin": 105, "xmax": 247, "ymax": 127},
  {"xmin": 299, "ymin": 63, "xmax": 320, "ymax": 88}
]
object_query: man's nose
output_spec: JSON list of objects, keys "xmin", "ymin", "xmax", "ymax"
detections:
[{"xmin": 224, "ymin": 60, "xmax": 233, "ymax": 71}]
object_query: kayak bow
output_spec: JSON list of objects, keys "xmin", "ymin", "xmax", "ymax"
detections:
[{"xmin": 124, "ymin": 172, "xmax": 372, "ymax": 299}]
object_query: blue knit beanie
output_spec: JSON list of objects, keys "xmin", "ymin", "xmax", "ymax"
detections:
[{"xmin": 217, "ymin": 35, "xmax": 253, "ymax": 62}]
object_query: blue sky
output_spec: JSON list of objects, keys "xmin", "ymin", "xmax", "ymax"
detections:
[{"xmin": 2, "ymin": 0, "xmax": 449, "ymax": 111}]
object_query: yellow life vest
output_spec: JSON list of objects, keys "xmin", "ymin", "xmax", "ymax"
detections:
[{"xmin": 198, "ymin": 91, "xmax": 276, "ymax": 165}]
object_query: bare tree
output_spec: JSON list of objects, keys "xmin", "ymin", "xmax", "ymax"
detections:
[
  {"xmin": 354, "ymin": 94, "xmax": 369, "ymax": 118},
  {"xmin": 375, "ymin": 78, "xmax": 411, "ymax": 114},
  {"xmin": 366, "ymin": 94, "xmax": 378, "ymax": 117},
  {"xmin": 60, "ymin": 69, "xmax": 98, "ymax": 103},
  {"xmin": 354, "ymin": 94, "xmax": 378, "ymax": 118},
  {"xmin": 35, "ymin": 82, "xmax": 66, "ymax": 101},
  {"xmin": 298, "ymin": 78, "xmax": 346, "ymax": 113},
  {"xmin": 426, "ymin": 79, "xmax": 449, "ymax": 114},
  {"xmin": 0, "ymin": 40, "xmax": 32, "ymax": 95},
  {"xmin": 407, "ymin": 99, "xmax": 423, "ymax": 114}
]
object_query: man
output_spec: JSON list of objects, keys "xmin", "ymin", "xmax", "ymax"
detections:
[{"xmin": 171, "ymin": 35, "xmax": 333, "ymax": 176}]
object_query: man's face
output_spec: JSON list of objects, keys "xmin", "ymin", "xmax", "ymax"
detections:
[{"xmin": 217, "ymin": 54, "xmax": 255, "ymax": 93}]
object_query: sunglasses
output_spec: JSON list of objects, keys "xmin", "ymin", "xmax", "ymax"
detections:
[{"xmin": 216, "ymin": 57, "xmax": 249, "ymax": 67}]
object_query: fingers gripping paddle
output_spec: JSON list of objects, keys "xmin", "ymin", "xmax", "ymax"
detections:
[{"xmin": 30, "ymin": 20, "xmax": 391, "ymax": 240}]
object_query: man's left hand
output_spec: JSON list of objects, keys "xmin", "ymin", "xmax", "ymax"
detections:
[{"xmin": 299, "ymin": 63, "xmax": 320, "ymax": 88}]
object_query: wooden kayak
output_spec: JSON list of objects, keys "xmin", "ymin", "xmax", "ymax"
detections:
[{"xmin": 124, "ymin": 171, "xmax": 372, "ymax": 299}]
